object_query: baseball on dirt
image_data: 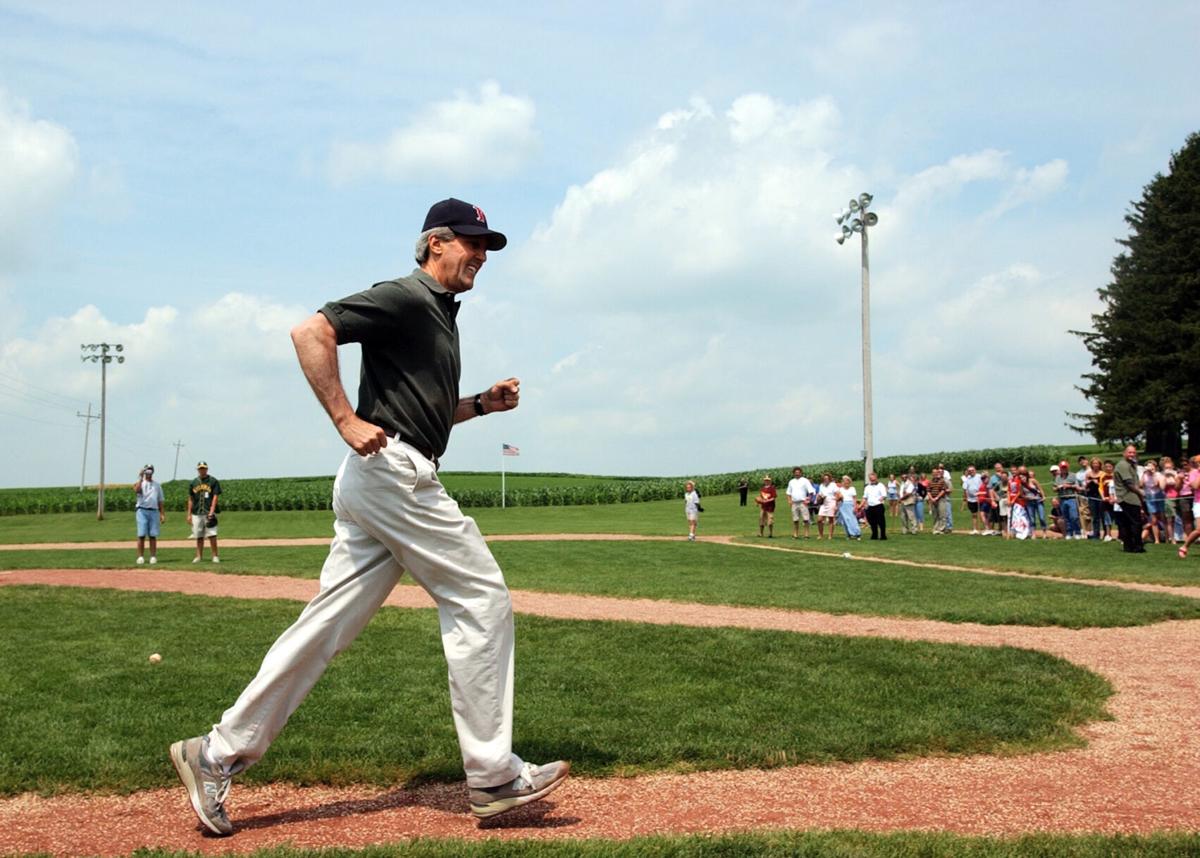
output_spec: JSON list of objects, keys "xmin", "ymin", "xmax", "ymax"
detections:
[
  {"xmin": 149, "ymin": 653, "xmax": 162, "ymax": 664},
  {"xmin": 842, "ymin": 552, "xmax": 851, "ymax": 559}
]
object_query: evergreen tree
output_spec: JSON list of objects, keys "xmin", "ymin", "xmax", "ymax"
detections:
[{"xmin": 1072, "ymin": 131, "xmax": 1200, "ymax": 458}]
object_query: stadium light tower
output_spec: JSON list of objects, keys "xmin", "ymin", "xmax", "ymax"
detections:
[
  {"xmin": 834, "ymin": 193, "xmax": 879, "ymax": 479},
  {"xmin": 80, "ymin": 343, "xmax": 125, "ymax": 519}
]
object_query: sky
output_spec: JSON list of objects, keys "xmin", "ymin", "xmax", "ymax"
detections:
[{"xmin": 1, "ymin": 2, "xmax": 1198, "ymax": 488}]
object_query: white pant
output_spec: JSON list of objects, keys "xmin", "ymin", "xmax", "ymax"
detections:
[{"xmin": 206, "ymin": 442, "xmax": 523, "ymax": 788}]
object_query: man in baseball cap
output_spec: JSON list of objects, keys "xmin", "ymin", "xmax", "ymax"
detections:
[
  {"xmin": 1053, "ymin": 460, "xmax": 1082, "ymax": 539},
  {"xmin": 186, "ymin": 461, "xmax": 221, "ymax": 563},
  {"xmin": 169, "ymin": 197, "xmax": 566, "ymax": 836},
  {"xmin": 421, "ymin": 198, "xmax": 507, "ymax": 250}
]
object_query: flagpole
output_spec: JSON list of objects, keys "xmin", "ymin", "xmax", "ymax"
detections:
[{"xmin": 501, "ymin": 445, "xmax": 506, "ymax": 509}]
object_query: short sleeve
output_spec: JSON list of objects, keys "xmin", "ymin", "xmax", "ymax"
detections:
[{"xmin": 320, "ymin": 280, "xmax": 415, "ymax": 345}]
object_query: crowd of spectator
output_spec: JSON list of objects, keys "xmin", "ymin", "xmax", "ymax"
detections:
[{"xmin": 707, "ymin": 450, "xmax": 1200, "ymax": 556}]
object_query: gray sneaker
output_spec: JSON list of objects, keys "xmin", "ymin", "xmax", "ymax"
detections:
[
  {"xmin": 469, "ymin": 760, "xmax": 570, "ymax": 819},
  {"xmin": 169, "ymin": 736, "xmax": 233, "ymax": 835}
]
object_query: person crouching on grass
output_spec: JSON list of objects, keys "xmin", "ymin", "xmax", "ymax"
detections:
[{"xmin": 684, "ymin": 480, "xmax": 701, "ymax": 542}]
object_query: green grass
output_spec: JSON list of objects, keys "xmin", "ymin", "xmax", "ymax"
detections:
[
  {"xmin": 487, "ymin": 542, "xmax": 1200, "ymax": 628},
  {"xmin": 70, "ymin": 831, "xmax": 1200, "ymax": 857},
  {"xmin": 0, "ymin": 586, "xmax": 1110, "ymax": 796},
  {"xmin": 3, "ymin": 541, "xmax": 1198, "ymax": 628},
  {"xmin": 746, "ymin": 528, "xmax": 1200, "ymax": 587},
  {"xmin": 0, "ymin": 495, "xmax": 724, "ymax": 542},
  {"xmin": 4, "ymin": 489, "xmax": 1198, "ymax": 589},
  {"xmin": 0, "ymin": 509, "xmax": 339, "ymax": 543},
  {"xmin": 0, "ymin": 546, "xmax": 331, "ymax": 574}
]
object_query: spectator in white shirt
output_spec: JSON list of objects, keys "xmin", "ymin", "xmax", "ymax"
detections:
[
  {"xmin": 898, "ymin": 473, "xmax": 918, "ymax": 534},
  {"xmin": 683, "ymin": 480, "xmax": 701, "ymax": 542},
  {"xmin": 862, "ymin": 472, "xmax": 889, "ymax": 540},
  {"xmin": 961, "ymin": 466, "xmax": 983, "ymax": 534},
  {"xmin": 786, "ymin": 467, "xmax": 815, "ymax": 539},
  {"xmin": 817, "ymin": 473, "xmax": 839, "ymax": 540}
]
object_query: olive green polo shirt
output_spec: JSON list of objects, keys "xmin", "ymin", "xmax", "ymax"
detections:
[
  {"xmin": 1112, "ymin": 458, "xmax": 1143, "ymax": 507},
  {"xmin": 319, "ymin": 269, "xmax": 461, "ymax": 459}
]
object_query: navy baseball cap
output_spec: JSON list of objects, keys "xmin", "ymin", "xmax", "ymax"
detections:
[{"xmin": 422, "ymin": 198, "xmax": 507, "ymax": 250}]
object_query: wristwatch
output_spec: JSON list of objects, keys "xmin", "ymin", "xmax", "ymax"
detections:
[{"xmin": 473, "ymin": 393, "xmax": 485, "ymax": 416}]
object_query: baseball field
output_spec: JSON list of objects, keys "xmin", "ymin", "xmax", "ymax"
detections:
[{"xmin": 1, "ymin": 474, "xmax": 1198, "ymax": 857}]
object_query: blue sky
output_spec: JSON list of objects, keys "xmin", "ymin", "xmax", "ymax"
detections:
[{"xmin": 1, "ymin": 2, "xmax": 1197, "ymax": 487}]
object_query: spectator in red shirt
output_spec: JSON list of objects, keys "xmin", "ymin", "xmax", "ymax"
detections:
[{"xmin": 755, "ymin": 475, "xmax": 778, "ymax": 538}]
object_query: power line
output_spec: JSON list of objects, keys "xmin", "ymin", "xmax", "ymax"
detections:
[
  {"xmin": 105, "ymin": 416, "xmax": 165, "ymax": 451},
  {"xmin": 0, "ymin": 380, "xmax": 84, "ymax": 414},
  {"xmin": 0, "ymin": 406, "xmax": 80, "ymax": 430},
  {"xmin": 0, "ymin": 370, "xmax": 88, "ymax": 409}
]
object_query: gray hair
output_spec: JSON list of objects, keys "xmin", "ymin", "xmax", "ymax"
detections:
[{"xmin": 414, "ymin": 227, "xmax": 457, "ymax": 264}]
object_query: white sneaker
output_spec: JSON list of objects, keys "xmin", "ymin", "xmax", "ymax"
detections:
[
  {"xmin": 192, "ymin": 557, "xmax": 200, "ymax": 564},
  {"xmin": 212, "ymin": 556, "xmax": 220, "ymax": 564},
  {"xmin": 971, "ymin": 529, "xmax": 979, "ymax": 535},
  {"xmin": 470, "ymin": 761, "xmax": 570, "ymax": 819},
  {"xmin": 136, "ymin": 556, "xmax": 145, "ymax": 565},
  {"xmin": 1104, "ymin": 535, "xmax": 1113, "ymax": 542},
  {"xmin": 149, "ymin": 556, "xmax": 157, "ymax": 565}
]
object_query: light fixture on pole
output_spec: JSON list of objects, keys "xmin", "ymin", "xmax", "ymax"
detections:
[
  {"xmin": 834, "ymin": 193, "xmax": 879, "ymax": 479},
  {"xmin": 80, "ymin": 343, "xmax": 125, "ymax": 519}
]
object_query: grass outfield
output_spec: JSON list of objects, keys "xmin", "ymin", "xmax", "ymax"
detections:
[
  {"xmin": 3, "ymin": 542, "xmax": 1199, "ymax": 628},
  {"xmin": 81, "ymin": 832, "xmax": 1200, "ymax": 856},
  {"xmin": 0, "ymin": 492, "xmax": 757, "ymax": 542},
  {"xmin": 743, "ymin": 530, "xmax": 1200, "ymax": 587},
  {"xmin": 0, "ymin": 586, "xmax": 1110, "ymax": 796},
  {"xmin": 4, "ymin": 494, "xmax": 1199, "ymax": 587}
]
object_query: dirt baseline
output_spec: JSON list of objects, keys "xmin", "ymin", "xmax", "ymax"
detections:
[{"xmin": 0, "ymin": 555, "xmax": 1197, "ymax": 855}]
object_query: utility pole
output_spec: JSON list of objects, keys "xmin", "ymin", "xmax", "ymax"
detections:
[
  {"xmin": 80, "ymin": 343, "xmax": 125, "ymax": 519},
  {"xmin": 172, "ymin": 440, "xmax": 185, "ymax": 482},
  {"xmin": 76, "ymin": 403, "xmax": 100, "ymax": 490}
]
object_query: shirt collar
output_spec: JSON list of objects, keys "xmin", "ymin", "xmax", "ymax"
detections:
[
  {"xmin": 411, "ymin": 268, "xmax": 460, "ymax": 318},
  {"xmin": 412, "ymin": 268, "xmax": 451, "ymax": 296}
]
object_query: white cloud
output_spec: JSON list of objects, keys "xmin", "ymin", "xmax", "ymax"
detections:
[
  {"xmin": 656, "ymin": 97, "xmax": 714, "ymax": 131},
  {"xmin": 0, "ymin": 293, "xmax": 317, "ymax": 487},
  {"xmin": 551, "ymin": 345, "xmax": 603, "ymax": 375},
  {"xmin": 194, "ymin": 293, "xmax": 310, "ymax": 362},
  {"xmin": 520, "ymin": 92, "xmax": 852, "ymax": 309},
  {"xmin": 0, "ymin": 89, "xmax": 78, "ymax": 268},
  {"xmin": 726, "ymin": 93, "xmax": 839, "ymax": 148},
  {"xmin": 889, "ymin": 150, "xmax": 1070, "ymax": 227},
  {"xmin": 987, "ymin": 159, "xmax": 1070, "ymax": 218},
  {"xmin": 494, "ymin": 92, "xmax": 1093, "ymax": 476},
  {"xmin": 891, "ymin": 149, "xmax": 1010, "ymax": 212},
  {"xmin": 327, "ymin": 81, "xmax": 538, "ymax": 185}
]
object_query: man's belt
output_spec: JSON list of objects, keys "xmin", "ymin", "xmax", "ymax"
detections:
[{"xmin": 391, "ymin": 434, "xmax": 440, "ymax": 469}]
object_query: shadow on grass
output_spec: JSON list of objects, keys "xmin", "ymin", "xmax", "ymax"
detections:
[{"xmin": 223, "ymin": 783, "xmax": 579, "ymax": 835}]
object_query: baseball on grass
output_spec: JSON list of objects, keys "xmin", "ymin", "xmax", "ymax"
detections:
[{"xmin": 149, "ymin": 653, "xmax": 162, "ymax": 664}]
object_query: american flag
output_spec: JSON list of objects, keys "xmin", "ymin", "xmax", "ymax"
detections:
[{"xmin": 502, "ymin": 443, "xmax": 520, "ymax": 456}]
